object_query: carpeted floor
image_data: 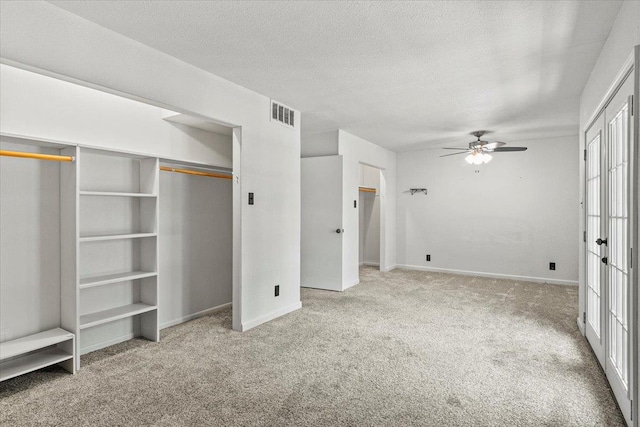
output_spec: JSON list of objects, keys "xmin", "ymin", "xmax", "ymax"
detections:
[{"xmin": 0, "ymin": 267, "xmax": 625, "ymax": 426}]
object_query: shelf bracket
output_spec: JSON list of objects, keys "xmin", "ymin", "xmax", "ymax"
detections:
[{"xmin": 409, "ymin": 188, "xmax": 427, "ymax": 195}]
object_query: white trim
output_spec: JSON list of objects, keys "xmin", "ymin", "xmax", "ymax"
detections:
[
  {"xmin": 363, "ymin": 262, "xmax": 380, "ymax": 267},
  {"xmin": 395, "ymin": 264, "xmax": 578, "ymax": 286},
  {"xmin": 584, "ymin": 52, "xmax": 635, "ymax": 132},
  {"xmin": 577, "ymin": 317, "xmax": 585, "ymax": 335},
  {"xmin": 160, "ymin": 302, "xmax": 232, "ymax": 330},
  {"xmin": 381, "ymin": 264, "xmax": 397, "ymax": 272},
  {"xmin": 343, "ymin": 279, "xmax": 360, "ymax": 290},
  {"xmin": 241, "ymin": 301, "xmax": 302, "ymax": 332},
  {"xmin": 80, "ymin": 333, "xmax": 135, "ymax": 356}
]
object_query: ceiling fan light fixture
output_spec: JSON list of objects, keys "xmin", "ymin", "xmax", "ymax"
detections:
[
  {"xmin": 473, "ymin": 154, "xmax": 483, "ymax": 165},
  {"xmin": 482, "ymin": 153, "xmax": 492, "ymax": 163},
  {"xmin": 465, "ymin": 154, "xmax": 474, "ymax": 164}
]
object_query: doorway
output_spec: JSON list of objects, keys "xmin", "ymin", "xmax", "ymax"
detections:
[{"xmin": 358, "ymin": 164, "xmax": 382, "ymax": 270}]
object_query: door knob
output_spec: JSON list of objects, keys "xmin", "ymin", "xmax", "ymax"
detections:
[
  {"xmin": 336, "ymin": 229, "xmax": 344, "ymax": 234},
  {"xmin": 601, "ymin": 257, "xmax": 608, "ymax": 265},
  {"xmin": 596, "ymin": 238, "xmax": 608, "ymax": 246}
]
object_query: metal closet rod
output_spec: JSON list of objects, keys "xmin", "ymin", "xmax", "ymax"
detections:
[
  {"xmin": 0, "ymin": 149, "xmax": 75, "ymax": 163},
  {"xmin": 159, "ymin": 166, "xmax": 232, "ymax": 180}
]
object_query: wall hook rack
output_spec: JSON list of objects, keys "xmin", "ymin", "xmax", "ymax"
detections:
[{"xmin": 409, "ymin": 188, "xmax": 427, "ymax": 195}]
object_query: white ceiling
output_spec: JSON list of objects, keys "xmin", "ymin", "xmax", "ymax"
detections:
[{"xmin": 50, "ymin": 1, "xmax": 623, "ymax": 151}]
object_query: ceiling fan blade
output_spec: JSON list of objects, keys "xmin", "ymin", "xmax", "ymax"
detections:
[
  {"xmin": 440, "ymin": 150, "xmax": 472, "ymax": 157},
  {"xmin": 481, "ymin": 141, "xmax": 506, "ymax": 150},
  {"xmin": 490, "ymin": 147, "xmax": 527, "ymax": 152}
]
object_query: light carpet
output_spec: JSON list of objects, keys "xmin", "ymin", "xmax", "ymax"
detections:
[{"xmin": 0, "ymin": 267, "xmax": 624, "ymax": 426}]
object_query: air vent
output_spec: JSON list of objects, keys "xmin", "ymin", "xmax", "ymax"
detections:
[{"xmin": 271, "ymin": 100, "xmax": 295, "ymax": 129}]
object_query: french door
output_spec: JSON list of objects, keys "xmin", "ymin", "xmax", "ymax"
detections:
[{"xmin": 585, "ymin": 74, "xmax": 634, "ymax": 425}]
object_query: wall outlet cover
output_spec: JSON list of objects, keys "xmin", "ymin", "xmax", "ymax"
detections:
[
  {"xmin": 275, "ymin": 285, "xmax": 280, "ymax": 297},
  {"xmin": 549, "ymin": 262, "xmax": 556, "ymax": 271}
]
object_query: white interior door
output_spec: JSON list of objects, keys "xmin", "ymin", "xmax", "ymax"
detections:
[
  {"xmin": 604, "ymin": 75, "xmax": 634, "ymax": 425},
  {"xmin": 586, "ymin": 115, "xmax": 606, "ymax": 367},
  {"xmin": 301, "ymin": 156, "xmax": 344, "ymax": 291}
]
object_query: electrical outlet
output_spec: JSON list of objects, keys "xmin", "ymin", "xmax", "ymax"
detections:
[
  {"xmin": 550, "ymin": 262, "xmax": 556, "ymax": 271},
  {"xmin": 354, "ymin": 200, "xmax": 357, "ymax": 208},
  {"xmin": 275, "ymin": 285, "xmax": 280, "ymax": 297},
  {"xmin": 248, "ymin": 192, "xmax": 254, "ymax": 205},
  {"xmin": 426, "ymin": 254, "xmax": 431, "ymax": 262}
]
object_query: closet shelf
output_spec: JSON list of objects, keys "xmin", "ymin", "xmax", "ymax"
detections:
[
  {"xmin": 0, "ymin": 328, "xmax": 73, "ymax": 361},
  {"xmin": 79, "ymin": 271, "xmax": 157, "ymax": 290},
  {"xmin": 79, "ymin": 304, "xmax": 157, "ymax": 330},
  {"xmin": 80, "ymin": 191, "xmax": 157, "ymax": 198},
  {"xmin": 79, "ymin": 232, "xmax": 157, "ymax": 242},
  {"xmin": 0, "ymin": 348, "xmax": 73, "ymax": 382}
]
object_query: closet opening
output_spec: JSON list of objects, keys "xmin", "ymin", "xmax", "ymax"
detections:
[
  {"xmin": 158, "ymin": 158, "xmax": 233, "ymax": 332},
  {"xmin": 1, "ymin": 101, "xmax": 238, "ymax": 376},
  {"xmin": 358, "ymin": 163, "xmax": 382, "ymax": 277}
]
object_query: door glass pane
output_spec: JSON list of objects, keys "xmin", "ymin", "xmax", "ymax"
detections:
[
  {"xmin": 607, "ymin": 104, "xmax": 629, "ymax": 389},
  {"xmin": 586, "ymin": 133, "xmax": 601, "ymax": 336}
]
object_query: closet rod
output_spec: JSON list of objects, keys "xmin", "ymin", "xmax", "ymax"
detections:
[
  {"xmin": 359, "ymin": 187, "xmax": 376, "ymax": 193},
  {"xmin": 160, "ymin": 166, "xmax": 232, "ymax": 180},
  {"xmin": 0, "ymin": 149, "xmax": 75, "ymax": 163}
]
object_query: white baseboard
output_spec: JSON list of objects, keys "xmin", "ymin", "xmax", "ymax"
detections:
[
  {"xmin": 241, "ymin": 301, "xmax": 302, "ymax": 331},
  {"xmin": 160, "ymin": 302, "xmax": 232, "ymax": 330},
  {"xmin": 359, "ymin": 261, "xmax": 364, "ymax": 266},
  {"xmin": 343, "ymin": 279, "xmax": 360, "ymax": 290},
  {"xmin": 577, "ymin": 317, "xmax": 585, "ymax": 335},
  {"xmin": 395, "ymin": 264, "xmax": 578, "ymax": 286},
  {"xmin": 381, "ymin": 264, "xmax": 397, "ymax": 272},
  {"xmin": 80, "ymin": 333, "xmax": 135, "ymax": 355},
  {"xmin": 363, "ymin": 262, "xmax": 380, "ymax": 267}
]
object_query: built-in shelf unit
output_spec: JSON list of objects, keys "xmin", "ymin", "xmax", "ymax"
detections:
[
  {"xmin": 74, "ymin": 148, "xmax": 159, "ymax": 367},
  {"xmin": 0, "ymin": 328, "xmax": 75, "ymax": 382},
  {"xmin": 0, "ymin": 135, "xmax": 77, "ymax": 381}
]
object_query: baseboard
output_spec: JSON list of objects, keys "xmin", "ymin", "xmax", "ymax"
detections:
[
  {"xmin": 343, "ymin": 279, "xmax": 360, "ymax": 290},
  {"xmin": 160, "ymin": 302, "xmax": 232, "ymax": 330},
  {"xmin": 577, "ymin": 317, "xmax": 585, "ymax": 335},
  {"xmin": 80, "ymin": 333, "xmax": 135, "ymax": 355},
  {"xmin": 363, "ymin": 262, "xmax": 380, "ymax": 267},
  {"xmin": 381, "ymin": 264, "xmax": 397, "ymax": 272},
  {"xmin": 359, "ymin": 261, "xmax": 364, "ymax": 266},
  {"xmin": 395, "ymin": 264, "xmax": 578, "ymax": 286},
  {"xmin": 241, "ymin": 301, "xmax": 302, "ymax": 331}
]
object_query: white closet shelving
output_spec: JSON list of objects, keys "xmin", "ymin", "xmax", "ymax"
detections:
[
  {"xmin": 0, "ymin": 135, "xmax": 77, "ymax": 381},
  {"xmin": 73, "ymin": 148, "xmax": 160, "ymax": 367},
  {"xmin": 0, "ymin": 328, "xmax": 75, "ymax": 381}
]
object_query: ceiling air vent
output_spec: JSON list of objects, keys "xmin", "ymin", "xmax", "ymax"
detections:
[{"xmin": 271, "ymin": 100, "xmax": 295, "ymax": 129}]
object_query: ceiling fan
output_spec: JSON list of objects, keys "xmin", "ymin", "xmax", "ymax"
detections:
[{"xmin": 440, "ymin": 131, "xmax": 527, "ymax": 164}]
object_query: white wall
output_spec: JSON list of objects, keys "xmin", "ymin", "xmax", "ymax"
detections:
[
  {"xmin": 0, "ymin": 65, "xmax": 232, "ymax": 167},
  {"xmin": 338, "ymin": 130, "xmax": 397, "ymax": 287},
  {"xmin": 301, "ymin": 130, "xmax": 339, "ymax": 158},
  {"xmin": 396, "ymin": 135, "xmax": 579, "ymax": 284},
  {"xmin": 577, "ymin": 0, "xmax": 640, "ymax": 330},
  {"xmin": 159, "ymin": 171, "xmax": 232, "ymax": 328},
  {"xmin": 0, "ymin": 1, "xmax": 301, "ymax": 331}
]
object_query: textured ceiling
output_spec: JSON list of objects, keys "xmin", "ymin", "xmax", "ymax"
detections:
[{"xmin": 50, "ymin": 1, "xmax": 622, "ymax": 151}]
